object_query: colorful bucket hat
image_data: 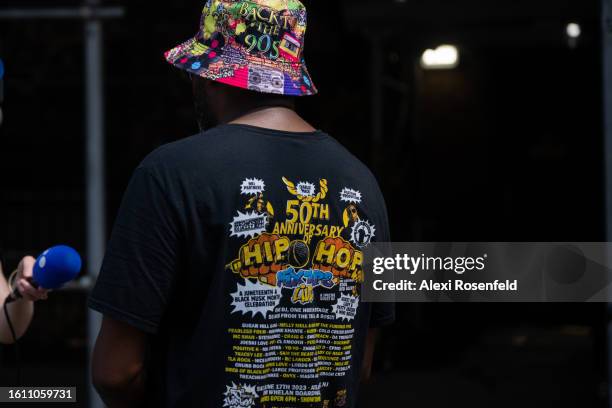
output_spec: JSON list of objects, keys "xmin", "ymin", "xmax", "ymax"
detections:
[{"xmin": 165, "ymin": 0, "xmax": 317, "ymax": 96}]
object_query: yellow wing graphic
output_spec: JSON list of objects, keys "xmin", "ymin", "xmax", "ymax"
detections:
[{"xmin": 282, "ymin": 177, "xmax": 299, "ymax": 196}]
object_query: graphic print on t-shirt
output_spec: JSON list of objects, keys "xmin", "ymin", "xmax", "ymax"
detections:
[{"xmin": 223, "ymin": 176, "xmax": 375, "ymax": 408}]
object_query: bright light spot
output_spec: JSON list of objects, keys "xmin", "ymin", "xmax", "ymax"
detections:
[
  {"xmin": 421, "ymin": 45, "xmax": 459, "ymax": 70},
  {"xmin": 566, "ymin": 23, "xmax": 581, "ymax": 39}
]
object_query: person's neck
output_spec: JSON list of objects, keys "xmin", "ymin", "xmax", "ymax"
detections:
[{"xmin": 227, "ymin": 106, "xmax": 317, "ymax": 133}]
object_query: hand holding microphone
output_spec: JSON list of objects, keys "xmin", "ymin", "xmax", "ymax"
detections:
[
  {"xmin": 1, "ymin": 246, "xmax": 81, "ymax": 362},
  {"xmin": 6, "ymin": 245, "xmax": 82, "ymax": 304},
  {"xmin": 9, "ymin": 257, "xmax": 48, "ymax": 302}
]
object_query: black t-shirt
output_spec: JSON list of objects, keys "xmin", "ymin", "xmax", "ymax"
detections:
[{"xmin": 89, "ymin": 124, "xmax": 394, "ymax": 408}]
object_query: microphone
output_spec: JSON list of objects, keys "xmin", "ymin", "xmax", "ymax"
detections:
[{"xmin": 6, "ymin": 245, "xmax": 82, "ymax": 303}]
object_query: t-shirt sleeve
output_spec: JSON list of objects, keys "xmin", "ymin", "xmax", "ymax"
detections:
[
  {"xmin": 88, "ymin": 165, "xmax": 183, "ymax": 334},
  {"xmin": 369, "ymin": 189, "xmax": 395, "ymax": 328}
]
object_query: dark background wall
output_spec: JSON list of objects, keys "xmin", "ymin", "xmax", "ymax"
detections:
[{"xmin": 0, "ymin": 0, "xmax": 608, "ymax": 406}]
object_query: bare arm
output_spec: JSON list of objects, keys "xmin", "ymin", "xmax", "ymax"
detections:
[
  {"xmin": 92, "ymin": 316, "xmax": 148, "ymax": 408},
  {"xmin": 0, "ymin": 263, "xmax": 8, "ymax": 300},
  {"xmin": 0, "ymin": 257, "xmax": 48, "ymax": 344},
  {"xmin": 361, "ymin": 329, "xmax": 379, "ymax": 382}
]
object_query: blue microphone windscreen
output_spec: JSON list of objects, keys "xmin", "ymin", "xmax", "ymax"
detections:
[{"xmin": 33, "ymin": 245, "xmax": 82, "ymax": 289}]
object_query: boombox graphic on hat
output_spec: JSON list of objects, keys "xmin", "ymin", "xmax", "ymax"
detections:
[{"xmin": 165, "ymin": 0, "xmax": 318, "ymax": 97}]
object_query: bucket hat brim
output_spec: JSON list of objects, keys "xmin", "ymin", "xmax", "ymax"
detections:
[{"xmin": 165, "ymin": 37, "xmax": 317, "ymax": 97}]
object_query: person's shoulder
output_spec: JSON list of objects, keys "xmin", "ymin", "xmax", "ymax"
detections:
[
  {"xmin": 138, "ymin": 127, "xmax": 234, "ymax": 171},
  {"xmin": 324, "ymin": 134, "xmax": 380, "ymax": 183},
  {"xmin": 323, "ymin": 133, "xmax": 388, "ymax": 213}
]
